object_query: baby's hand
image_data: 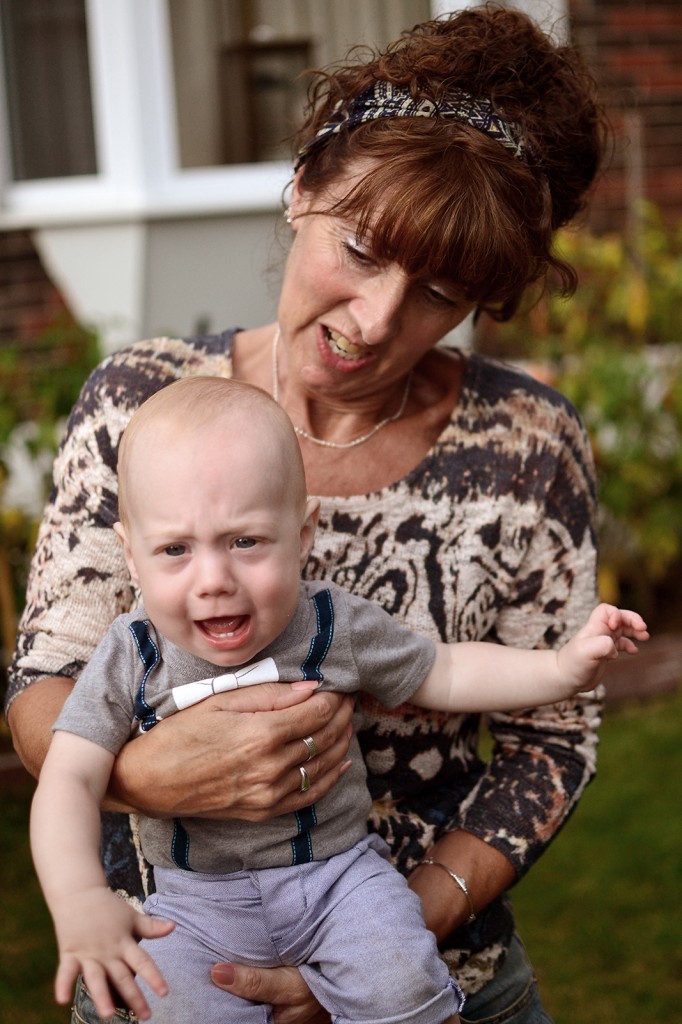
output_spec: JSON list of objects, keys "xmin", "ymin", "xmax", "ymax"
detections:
[
  {"xmin": 584, "ymin": 603, "xmax": 649, "ymax": 654},
  {"xmin": 52, "ymin": 886, "xmax": 174, "ymax": 1021},
  {"xmin": 556, "ymin": 603, "xmax": 649, "ymax": 694}
]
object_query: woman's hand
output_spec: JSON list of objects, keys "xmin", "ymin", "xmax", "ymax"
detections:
[
  {"xmin": 108, "ymin": 683, "xmax": 354, "ymax": 819},
  {"xmin": 210, "ymin": 962, "xmax": 329, "ymax": 1024}
]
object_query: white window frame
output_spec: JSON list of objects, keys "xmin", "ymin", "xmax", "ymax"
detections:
[
  {"xmin": 0, "ymin": 0, "xmax": 291, "ymax": 228},
  {"xmin": 0, "ymin": 0, "xmax": 565, "ymax": 229}
]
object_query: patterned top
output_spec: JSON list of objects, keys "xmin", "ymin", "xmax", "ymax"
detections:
[{"xmin": 7, "ymin": 329, "xmax": 601, "ymax": 996}]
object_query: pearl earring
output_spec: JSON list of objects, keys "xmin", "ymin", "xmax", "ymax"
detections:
[{"xmin": 284, "ymin": 207, "xmax": 292, "ymax": 225}]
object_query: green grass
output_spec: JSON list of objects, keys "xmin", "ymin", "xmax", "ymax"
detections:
[
  {"xmin": 513, "ymin": 689, "xmax": 682, "ymax": 1023},
  {"xmin": 0, "ymin": 763, "xmax": 63, "ymax": 1023},
  {"xmin": 1, "ymin": 691, "xmax": 681, "ymax": 1023}
]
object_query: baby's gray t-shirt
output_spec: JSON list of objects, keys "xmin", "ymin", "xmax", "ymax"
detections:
[{"xmin": 55, "ymin": 579, "xmax": 436, "ymax": 873}]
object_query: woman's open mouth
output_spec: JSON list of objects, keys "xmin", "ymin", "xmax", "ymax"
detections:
[
  {"xmin": 325, "ymin": 327, "xmax": 364, "ymax": 359},
  {"xmin": 319, "ymin": 327, "xmax": 374, "ymax": 371}
]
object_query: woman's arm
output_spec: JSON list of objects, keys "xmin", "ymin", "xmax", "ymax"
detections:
[
  {"xmin": 9, "ymin": 675, "xmax": 354, "ymax": 818},
  {"xmin": 444, "ymin": 410, "xmax": 604, "ymax": 881},
  {"xmin": 7, "ymin": 675, "xmax": 75, "ymax": 780},
  {"xmin": 110, "ymin": 683, "xmax": 355, "ymax": 819},
  {"xmin": 408, "ymin": 828, "xmax": 516, "ymax": 937}
]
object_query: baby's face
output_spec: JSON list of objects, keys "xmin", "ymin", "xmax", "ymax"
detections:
[{"xmin": 118, "ymin": 421, "xmax": 315, "ymax": 666}]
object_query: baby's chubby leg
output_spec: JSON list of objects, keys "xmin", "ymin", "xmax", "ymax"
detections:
[
  {"xmin": 138, "ymin": 866, "xmax": 284, "ymax": 1024},
  {"xmin": 281, "ymin": 834, "xmax": 464, "ymax": 1024},
  {"xmin": 138, "ymin": 843, "xmax": 464, "ymax": 1024},
  {"xmin": 138, "ymin": 917, "xmax": 269, "ymax": 1024}
]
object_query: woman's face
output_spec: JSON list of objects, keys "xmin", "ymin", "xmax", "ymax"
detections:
[{"xmin": 277, "ymin": 170, "xmax": 474, "ymax": 404}]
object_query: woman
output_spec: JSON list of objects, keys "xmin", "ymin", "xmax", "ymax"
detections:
[{"xmin": 7, "ymin": 6, "xmax": 607, "ymax": 1023}]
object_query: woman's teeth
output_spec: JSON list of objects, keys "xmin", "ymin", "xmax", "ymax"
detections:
[{"xmin": 327, "ymin": 329, "xmax": 364, "ymax": 359}]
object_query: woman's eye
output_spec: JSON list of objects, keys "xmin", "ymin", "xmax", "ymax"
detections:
[
  {"xmin": 342, "ymin": 239, "xmax": 375, "ymax": 267},
  {"xmin": 424, "ymin": 285, "xmax": 461, "ymax": 309},
  {"xmin": 233, "ymin": 537, "xmax": 257, "ymax": 549}
]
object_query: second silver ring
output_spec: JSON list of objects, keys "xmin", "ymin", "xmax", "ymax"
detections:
[
  {"xmin": 299, "ymin": 766, "xmax": 311, "ymax": 793},
  {"xmin": 302, "ymin": 735, "xmax": 319, "ymax": 761}
]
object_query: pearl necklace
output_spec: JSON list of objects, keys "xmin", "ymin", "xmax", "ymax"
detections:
[{"xmin": 271, "ymin": 326, "xmax": 412, "ymax": 450}]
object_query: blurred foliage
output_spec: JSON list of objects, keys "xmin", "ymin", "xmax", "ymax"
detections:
[
  {"xmin": 480, "ymin": 204, "xmax": 682, "ymax": 613},
  {"xmin": 0, "ymin": 317, "xmax": 101, "ymax": 685},
  {"xmin": 558, "ymin": 344, "xmax": 682, "ymax": 611},
  {"xmin": 0, "ymin": 315, "xmax": 99, "ymax": 445}
]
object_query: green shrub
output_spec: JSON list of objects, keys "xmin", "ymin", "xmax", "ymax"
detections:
[
  {"xmin": 487, "ymin": 204, "xmax": 682, "ymax": 360},
  {"xmin": 481, "ymin": 205, "xmax": 682, "ymax": 609},
  {"xmin": 0, "ymin": 316, "xmax": 99, "ymax": 445},
  {"xmin": 556, "ymin": 344, "xmax": 682, "ymax": 607},
  {"xmin": 0, "ymin": 318, "xmax": 100, "ymax": 685}
]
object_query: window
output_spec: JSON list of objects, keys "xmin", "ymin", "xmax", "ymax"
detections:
[
  {"xmin": 0, "ymin": 0, "xmax": 442, "ymax": 221},
  {"xmin": 168, "ymin": 0, "xmax": 432, "ymax": 168},
  {"xmin": 1, "ymin": 0, "xmax": 97, "ymax": 181}
]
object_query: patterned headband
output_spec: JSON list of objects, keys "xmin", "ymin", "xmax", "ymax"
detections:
[{"xmin": 295, "ymin": 80, "xmax": 527, "ymax": 168}]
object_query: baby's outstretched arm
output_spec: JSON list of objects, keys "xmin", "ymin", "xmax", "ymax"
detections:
[
  {"xmin": 412, "ymin": 603, "xmax": 649, "ymax": 713},
  {"xmin": 30, "ymin": 731, "xmax": 174, "ymax": 1021}
]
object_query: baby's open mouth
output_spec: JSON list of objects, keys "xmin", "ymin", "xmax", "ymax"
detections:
[{"xmin": 198, "ymin": 616, "xmax": 248, "ymax": 639}]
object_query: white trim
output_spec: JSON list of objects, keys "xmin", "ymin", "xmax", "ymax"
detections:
[
  {"xmin": 0, "ymin": 8, "xmax": 12, "ymax": 197},
  {"xmin": 0, "ymin": 163, "xmax": 291, "ymax": 228},
  {"xmin": 429, "ymin": 0, "xmax": 465, "ymax": 13},
  {"xmin": 0, "ymin": 0, "xmax": 290, "ymax": 229},
  {"xmin": 2, "ymin": 0, "xmax": 531, "ymax": 230},
  {"xmin": 85, "ymin": 0, "xmax": 175, "ymax": 195},
  {"xmin": 431, "ymin": 0, "xmax": 568, "ymax": 33},
  {"xmin": 34, "ymin": 222, "xmax": 147, "ymax": 352}
]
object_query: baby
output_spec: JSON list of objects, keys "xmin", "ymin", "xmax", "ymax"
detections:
[{"xmin": 31, "ymin": 377, "xmax": 648, "ymax": 1024}]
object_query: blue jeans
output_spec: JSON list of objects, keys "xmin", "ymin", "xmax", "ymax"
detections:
[
  {"xmin": 459, "ymin": 935, "xmax": 554, "ymax": 1024},
  {"xmin": 70, "ymin": 976, "xmax": 135, "ymax": 1022},
  {"xmin": 70, "ymin": 933, "xmax": 552, "ymax": 1024}
]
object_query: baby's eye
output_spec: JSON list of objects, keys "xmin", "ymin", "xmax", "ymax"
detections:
[
  {"xmin": 233, "ymin": 537, "xmax": 257, "ymax": 549},
  {"xmin": 164, "ymin": 544, "xmax": 187, "ymax": 557}
]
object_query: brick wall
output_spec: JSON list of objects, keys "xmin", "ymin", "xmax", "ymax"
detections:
[
  {"xmin": 0, "ymin": 230, "xmax": 73, "ymax": 341},
  {"xmin": 570, "ymin": 0, "xmax": 682, "ymax": 232}
]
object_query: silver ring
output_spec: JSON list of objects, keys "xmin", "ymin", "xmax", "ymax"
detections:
[
  {"xmin": 302, "ymin": 735, "xmax": 319, "ymax": 761},
  {"xmin": 299, "ymin": 766, "xmax": 311, "ymax": 793}
]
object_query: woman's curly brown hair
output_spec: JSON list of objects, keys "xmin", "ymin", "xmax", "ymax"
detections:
[{"xmin": 293, "ymin": 4, "xmax": 608, "ymax": 321}]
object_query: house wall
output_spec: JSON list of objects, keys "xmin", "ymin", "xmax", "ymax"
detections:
[
  {"xmin": 570, "ymin": 0, "xmax": 682, "ymax": 233},
  {"xmin": 2, "ymin": 1, "xmax": 682, "ymax": 346},
  {"xmin": 0, "ymin": 230, "xmax": 73, "ymax": 341},
  {"xmin": 144, "ymin": 212, "xmax": 283, "ymax": 340}
]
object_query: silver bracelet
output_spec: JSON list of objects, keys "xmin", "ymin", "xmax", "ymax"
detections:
[{"xmin": 421, "ymin": 858, "xmax": 476, "ymax": 924}]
